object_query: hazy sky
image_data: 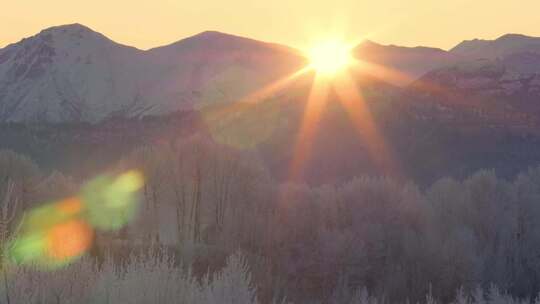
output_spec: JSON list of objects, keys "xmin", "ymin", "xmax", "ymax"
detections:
[{"xmin": 2, "ymin": 0, "xmax": 540, "ymax": 51}]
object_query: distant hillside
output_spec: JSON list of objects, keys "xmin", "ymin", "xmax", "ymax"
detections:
[{"xmin": 353, "ymin": 40, "xmax": 460, "ymax": 86}]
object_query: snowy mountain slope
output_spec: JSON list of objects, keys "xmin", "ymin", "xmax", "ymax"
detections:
[
  {"xmin": 413, "ymin": 52, "xmax": 540, "ymax": 99},
  {"xmin": 4, "ymin": 24, "xmax": 540, "ymax": 123},
  {"xmin": 142, "ymin": 31, "xmax": 306, "ymax": 114},
  {"xmin": 0, "ymin": 25, "xmax": 305, "ymax": 122},
  {"xmin": 405, "ymin": 51, "xmax": 540, "ymax": 131},
  {"xmin": 0, "ymin": 24, "xmax": 149, "ymax": 122}
]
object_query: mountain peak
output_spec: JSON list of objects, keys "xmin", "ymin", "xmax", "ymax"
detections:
[
  {"xmin": 0, "ymin": 24, "xmax": 306, "ymax": 123},
  {"xmin": 35, "ymin": 23, "xmax": 106, "ymax": 40},
  {"xmin": 36, "ymin": 23, "xmax": 111, "ymax": 42},
  {"xmin": 29, "ymin": 23, "xmax": 142, "ymax": 52},
  {"xmin": 496, "ymin": 33, "xmax": 534, "ymax": 41},
  {"xmin": 192, "ymin": 30, "xmax": 232, "ymax": 38},
  {"xmin": 41, "ymin": 23, "xmax": 94, "ymax": 33},
  {"xmin": 451, "ymin": 33, "xmax": 540, "ymax": 60},
  {"xmin": 185, "ymin": 30, "xmax": 262, "ymax": 46},
  {"xmin": 356, "ymin": 39, "xmax": 380, "ymax": 47},
  {"xmin": 149, "ymin": 30, "xmax": 300, "ymax": 56}
]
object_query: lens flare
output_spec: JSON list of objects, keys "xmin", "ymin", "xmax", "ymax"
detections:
[
  {"xmin": 46, "ymin": 219, "xmax": 93, "ymax": 261},
  {"xmin": 56, "ymin": 197, "xmax": 83, "ymax": 216},
  {"xmin": 7, "ymin": 234, "xmax": 47, "ymax": 266},
  {"xmin": 83, "ymin": 170, "xmax": 143, "ymax": 231},
  {"xmin": 4, "ymin": 170, "xmax": 144, "ymax": 269}
]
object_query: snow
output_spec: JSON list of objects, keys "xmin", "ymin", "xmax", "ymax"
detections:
[
  {"xmin": 3, "ymin": 25, "xmax": 540, "ymax": 123},
  {"xmin": 0, "ymin": 24, "xmax": 304, "ymax": 123}
]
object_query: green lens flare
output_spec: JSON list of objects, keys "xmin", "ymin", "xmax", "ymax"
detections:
[
  {"xmin": 23, "ymin": 204, "xmax": 73, "ymax": 233},
  {"xmin": 3, "ymin": 170, "xmax": 144, "ymax": 269},
  {"xmin": 6, "ymin": 233, "xmax": 47, "ymax": 265},
  {"xmin": 82, "ymin": 171, "xmax": 143, "ymax": 231},
  {"xmin": 114, "ymin": 170, "xmax": 144, "ymax": 193}
]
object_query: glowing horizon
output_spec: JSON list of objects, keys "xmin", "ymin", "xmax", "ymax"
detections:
[{"xmin": 2, "ymin": 0, "xmax": 540, "ymax": 51}]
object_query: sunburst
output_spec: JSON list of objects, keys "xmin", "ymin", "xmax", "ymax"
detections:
[
  {"xmin": 307, "ymin": 39, "xmax": 355, "ymax": 76},
  {"xmin": 198, "ymin": 35, "xmax": 402, "ymax": 183}
]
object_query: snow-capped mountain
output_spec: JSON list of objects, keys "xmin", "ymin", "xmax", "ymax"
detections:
[
  {"xmin": 409, "ymin": 34, "xmax": 540, "ymax": 107},
  {"xmin": 0, "ymin": 24, "xmax": 148, "ymax": 122},
  {"xmin": 413, "ymin": 52, "xmax": 540, "ymax": 102},
  {"xmin": 0, "ymin": 24, "xmax": 305, "ymax": 122},
  {"xmin": 406, "ymin": 51, "xmax": 540, "ymax": 130},
  {"xmin": 4, "ymin": 24, "xmax": 540, "ymax": 123},
  {"xmin": 143, "ymin": 31, "xmax": 305, "ymax": 114}
]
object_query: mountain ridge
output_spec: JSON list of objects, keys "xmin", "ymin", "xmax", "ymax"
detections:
[
  {"xmin": 450, "ymin": 33, "xmax": 540, "ymax": 60},
  {"xmin": 0, "ymin": 23, "xmax": 306, "ymax": 122},
  {"xmin": 5, "ymin": 23, "xmax": 540, "ymax": 57},
  {"xmin": 2, "ymin": 23, "xmax": 540, "ymax": 123},
  {"xmin": 353, "ymin": 40, "xmax": 460, "ymax": 85}
]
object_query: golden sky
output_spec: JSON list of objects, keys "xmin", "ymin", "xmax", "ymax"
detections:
[{"xmin": 2, "ymin": 0, "xmax": 540, "ymax": 51}]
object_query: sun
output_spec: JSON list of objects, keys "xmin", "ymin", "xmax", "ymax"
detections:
[{"xmin": 307, "ymin": 40, "xmax": 354, "ymax": 75}]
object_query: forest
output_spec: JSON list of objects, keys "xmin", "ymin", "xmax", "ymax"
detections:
[{"xmin": 2, "ymin": 134, "xmax": 540, "ymax": 304}]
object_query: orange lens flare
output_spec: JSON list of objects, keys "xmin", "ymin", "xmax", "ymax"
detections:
[
  {"xmin": 55, "ymin": 197, "xmax": 83, "ymax": 216},
  {"xmin": 46, "ymin": 219, "xmax": 93, "ymax": 261},
  {"xmin": 5, "ymin": 170, "xmax": 144, "ymax": 269}
]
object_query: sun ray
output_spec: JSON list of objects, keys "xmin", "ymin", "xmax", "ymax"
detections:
[
  {"xmin": 238, "ymin": 67, "xmax": 312, "ymax": 105},
  {"xmin": 200, "ymin": 66, "xmax": 311, "ymax": 148},
  {"xmin": 349, "ymin": 59, "xmax": 417, "ymax": 86},
  {"xmin": 200, "ymin": 36, "xmax": 403, "ymax": 177},
  {"xmin": 288, "ymin": 73, "xmax": 331, "ymax": 182},
  {"xmin": 332, "ymin": 71, "xmax": 400, "ymax": 176},
  {"xmin": 202, "ymin": 66, "xmax": 310, "ymax": 120}
]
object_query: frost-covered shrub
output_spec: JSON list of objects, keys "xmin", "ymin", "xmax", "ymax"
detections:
[
  {"xmin": 201, "ymin": 252, "xmax": 259, "ymax": 304},
  {"xmin": 0, "ymin": 251, "xmax": 261, "ymax": 304},
  {"xmin": 0, "ymin": 259, "xmax": 98, "ymax": 304}
]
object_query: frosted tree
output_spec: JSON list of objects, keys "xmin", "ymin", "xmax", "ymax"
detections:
[
  {"xmin": 453, "ymin": 287, "xmax": 470, "ymax": 304},
  {"xmin": 0, "ymin": 180, "xmax": 18, "ymax": 243},
  {"xmin": 0, "ymin": 150, "xmax": 40, "ymax": 209},
  {"xmin": 203, "ymin": 252, "xmax": 259, "ymax": 304}
]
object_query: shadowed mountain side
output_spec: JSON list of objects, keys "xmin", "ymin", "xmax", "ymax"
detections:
[
  {"xmin": 353, "ymin": 40, "xmax": 460, "ymax": 86},
  {"xmin": 409, "ymin": 52, "xmax": 540, "ymax": 123}
]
